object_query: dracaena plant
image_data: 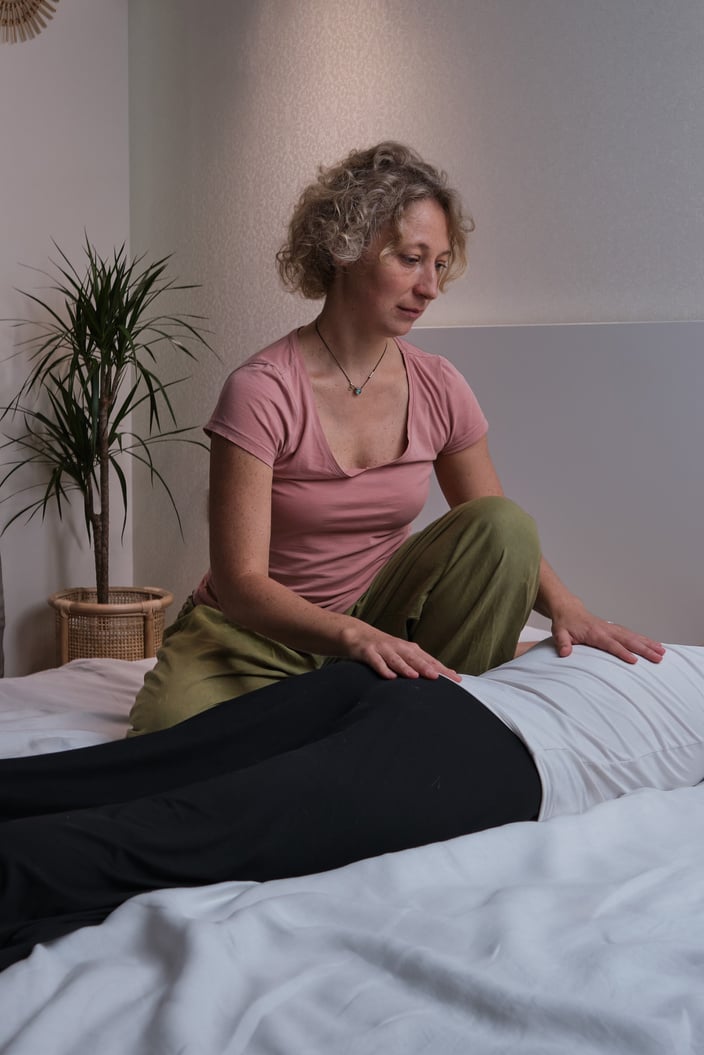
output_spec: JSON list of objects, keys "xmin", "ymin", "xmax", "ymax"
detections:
[{"xmin": 1, "ymin": 237, "xmax": 212, "ymax": 603}]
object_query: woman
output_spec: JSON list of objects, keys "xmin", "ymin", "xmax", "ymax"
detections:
[
  {"xmin": 2, "ymin": 640, "xmax": 703, "ymax": 971},
  {"xmin": 129, "ymin": 141, "xmax": 663, "ymax": 735}
]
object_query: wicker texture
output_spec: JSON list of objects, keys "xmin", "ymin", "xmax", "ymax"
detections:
[{"xmin": 48, "ymin": 587, "xmax": 173, "ymax": 664}]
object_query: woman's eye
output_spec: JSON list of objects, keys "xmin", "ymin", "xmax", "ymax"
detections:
[
  {"xmin": 436, "ymin": 260, "xmax": 449, "ymax": 272},
  {"xmin": 402, "ymin": 255, "xmax": 420, "ymax": 265}
]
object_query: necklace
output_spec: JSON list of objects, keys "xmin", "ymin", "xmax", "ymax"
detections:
[{"xmin": 314, "ymin": 320, "xmax": 388, "ymax": 396}]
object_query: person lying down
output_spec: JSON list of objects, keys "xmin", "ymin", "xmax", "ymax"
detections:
[{"xmin": 1, "ymin": 640, "xmax": 703, "ymax": 971}]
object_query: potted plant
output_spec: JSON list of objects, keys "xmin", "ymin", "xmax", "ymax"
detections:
[{"xmin": 0, "ymin": 237, "xmax": 211, "ymax": 663}]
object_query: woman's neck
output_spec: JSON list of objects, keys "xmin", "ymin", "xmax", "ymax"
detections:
[{"xmin": 313, "ymin": 304, "xmax": 388, "ymax": 372}]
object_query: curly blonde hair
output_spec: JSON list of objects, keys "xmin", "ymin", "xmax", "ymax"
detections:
[{"xmin": 276, "ymin": 142, "xmax": 474, "ymax": 300}]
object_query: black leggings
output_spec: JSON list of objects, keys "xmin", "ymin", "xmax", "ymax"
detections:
[{"xmin": 0, "ymin": 662, "xmax": 541, "ymax": 970}]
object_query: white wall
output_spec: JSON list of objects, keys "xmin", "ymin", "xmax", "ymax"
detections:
[
  {"xmin": 0, "ymin": 0, "xmax": 130, "ymax": 674},
  {"xmin": 128, "ymin": 0, "xmax": 704, "ymax": 637}
]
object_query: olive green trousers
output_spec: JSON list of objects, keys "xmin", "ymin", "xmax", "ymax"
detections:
[{"xmin": 128, "ymin": 496, "xmax": 541, "ymax": 735}]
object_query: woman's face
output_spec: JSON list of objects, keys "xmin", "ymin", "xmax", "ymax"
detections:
[{"xmin": 336, "ymin": 198, "xmax": 452, "ymax": 338}]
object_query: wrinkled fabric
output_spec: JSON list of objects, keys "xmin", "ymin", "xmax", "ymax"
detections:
[
  {"xmin": 1, "ymin": 652, "xmax": 703, "ymax": 1053},
  {"xmin": 464, "ymin": 641, "xmax": 704, "ymax": 818},
  {"xmin": 1, "ymin": 787, "xmax": 703, "ymax": 1054}
]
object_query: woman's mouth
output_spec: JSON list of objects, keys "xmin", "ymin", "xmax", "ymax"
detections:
[{"xmin": 398, "ymin": 305, "xmax": 423, "ymax": 319}]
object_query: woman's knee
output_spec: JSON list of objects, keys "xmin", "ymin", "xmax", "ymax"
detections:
[{"xmin": 453, "ymin": 496, "xmax": 540, "ymax": 569}]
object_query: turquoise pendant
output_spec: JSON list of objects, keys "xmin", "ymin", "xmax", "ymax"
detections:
[{"xmin": 353, "ymin": 386, "xmax": 362, "ymax": 396}]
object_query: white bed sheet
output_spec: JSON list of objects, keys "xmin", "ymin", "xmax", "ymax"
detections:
[
  {"xmin": 1, "ymin": 647, "xmax": 703, "ymax": 1054},
  {"xmin": 0, "ymin": 657, "xmax": 154, "ymax": 757}
]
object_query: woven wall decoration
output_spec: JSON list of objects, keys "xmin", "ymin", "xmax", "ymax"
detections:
[{"xmin": 1, "ymin": 0, "xmax": 58, "ymax": 43}]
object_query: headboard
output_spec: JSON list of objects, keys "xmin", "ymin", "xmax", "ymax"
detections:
[{"xmin": 414, "ymin": 322, "xmax": 704, "ymax": 645}]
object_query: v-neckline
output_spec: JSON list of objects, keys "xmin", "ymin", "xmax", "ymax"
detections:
[{"xmin": 290, "ymin": 329, "xmax": 411, "ymax": 478}]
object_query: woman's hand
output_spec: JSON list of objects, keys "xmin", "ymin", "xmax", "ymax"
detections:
[
  {"xmin": 550, "ymin": 599, "xmax": 666, "ymax": 664},
  {"xmin": 535, "ymin": 557, "xmax": 665, "ymax": 664},
  {"xmin": 339, "ymin": 621, "xmax": 461, "ymax": 682}
]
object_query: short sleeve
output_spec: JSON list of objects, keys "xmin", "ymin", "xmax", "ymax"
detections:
[
  {"xmin": 437, "ymin": 355, "xmax": 488, "ymax": 455},
  {"xmin": 205, "ymin": 360, "xmax": 298, "ymax": 467}
]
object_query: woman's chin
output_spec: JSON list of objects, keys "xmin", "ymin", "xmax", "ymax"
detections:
[{"xmin": 393, "ymin": 311, "xmax": 422, "ymax": 334}]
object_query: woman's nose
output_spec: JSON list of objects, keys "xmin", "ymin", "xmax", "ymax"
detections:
[{"xmin": 414, "ymin": 265, "xmax": 440, "ymax": 300}]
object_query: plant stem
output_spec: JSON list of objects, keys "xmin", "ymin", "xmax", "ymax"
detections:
[{"xmin": 96, "ymin": 393, "xmax": 110, "ymax": 603}]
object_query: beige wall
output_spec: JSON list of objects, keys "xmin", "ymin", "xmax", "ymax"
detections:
[
  {"xmin": 1, "ymin": 0, "xmax": 130, "ymax": 674},
  {"xmin": 129, "ymin": 0, "xmax": 704, "ymax": 626}
]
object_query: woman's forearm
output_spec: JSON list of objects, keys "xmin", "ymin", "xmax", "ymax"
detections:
[
  {"xmin": 533, "ymin": 556, "xmax": 584, "ymax": 621},
  {"xmin": 216, "ymin": 572, "xmax": 370, "ymax": 657},
  {"xmin": 214, "ymin": 571, "xmax": 461, "ymax": 681}
]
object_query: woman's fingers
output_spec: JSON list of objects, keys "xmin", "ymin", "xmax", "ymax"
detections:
[
  {"xmin": 551, "ymin": 608, "xmax": 665, "ymax": 664},
  {"xmin": 345, "ymin": 627, "xmax": 460, "ymax": 682},
  {"xmin": 588, "ymin": 624, "xmax": 665, "ymax": 663}
]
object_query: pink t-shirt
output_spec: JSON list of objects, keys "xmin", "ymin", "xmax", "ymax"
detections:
[{"xmin": 194, "ymin": 330, "xmax": 488, "ymax": 613}]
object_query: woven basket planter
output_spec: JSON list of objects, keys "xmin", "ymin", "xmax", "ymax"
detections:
[{"xmin": 48, "ymin": 587, "xmax": 174, "ymax": 665}]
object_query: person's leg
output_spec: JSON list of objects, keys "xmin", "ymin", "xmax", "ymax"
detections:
[
  {"xmin": 128, "ymin": 600, "xmax": 320, "ymax": 735},
  {"xmin": 351, "ymin": 496, "xmax": 541, "ymax": 674},
  {"xmin": 0, "ymin": 675, "xmax": 541, "ymax": 970},
  {"xmin": 0, "ymin": 662, "xmax": 381, "ymax": 821}
]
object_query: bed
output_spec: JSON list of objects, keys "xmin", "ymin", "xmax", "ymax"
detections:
[
  {"xmin": 1, "ymin": 641, "xmax": 703, "ymax": 1055},
  {"xmin": 2, "ymin": 318, "xmax": 703, "ymax": 1051}
]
